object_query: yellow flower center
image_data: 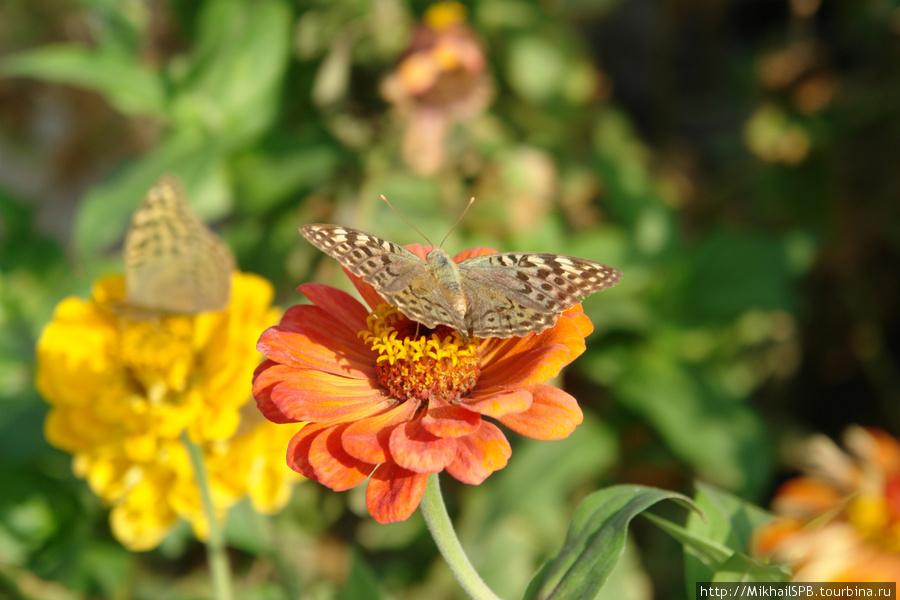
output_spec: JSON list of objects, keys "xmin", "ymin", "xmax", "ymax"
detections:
[
  {"xmin": 359, "ymin": 304, "xmax": 480, "ymax": 403},
  {"xmin": 118, "ymin": 316, "xmax": 196, "ymax": 404},
  {"xmin": 846, "ymin": 476, "xmax": 900, "ymax": 553},
  {"xmin": 424, "ymin": 1, "xmax": 467, "ymax": 31}
]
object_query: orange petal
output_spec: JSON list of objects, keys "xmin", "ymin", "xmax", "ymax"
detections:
[
  {"xmin": 287, "ymin": 423, "xmax": 330, "ymax": 480},
  {"xmin": 266, "ymin": 367, "xmax": 391, "ymax": 422},
  {"xmin": 366, "ymin": 464, "xmax": 428, "ymax": 523},
  {"xmin": 342, "ymin": 401, "xmax": 420, "ymax": 464},
  {"xmin": 257, "ymin": 307, "xmax": 374, "ymax": 377},
  {"xmin": 478, "ymin": 322, "xmax": 584, "ymax": 389},
  {"xmin": 445, "ymin": 422, "xmax": 511, "ymax": 485},
  {"xmin": 452, "ymin": 247, "xmax": 495, "ymax": 261},
  {"xmin": 343, "ymin": 268, "xmax": 388, "ymax": 312},
  {"xmin": 405, "ymin": 244, "xmax": 431, "ymax": 260},
  {"xmin": 389, "ymin": 418, "xmax": 456, "ymax": 473},
  {"xmin": 752, "ymin": 517, "xmax": 804, "ymax": 556},
  {"xmin": 461, "ymin": 389, "xmax": 533, "ymax": 419},
  {"xmin": 253, "ymin": 361, "xmax": 297, "ymax": 424},
  {"xmin": 561, "ymin": 305, "xmax": 593, "ymax": 338},
  {"xmin": 254, "ymin": 362, "xmax": 384, "ymax": 422},
  {"xmin": 422, "ymin": 397, "xmax": 481, "ymax": 438},
  {"xmin": 771, "ymin": 477, "xmax": 846, "ymax": 519},
  {"xmin": 498, "ymin": 384, "xmax": 583, "ymax": 440},
  {"xmin": 298, "ymin": 283, "xmax": 370, "ymax": 330},
  {"xmin": 481, "ymin": 305, "xmax": 587, "ymax": 363},
  {"xmin": 302, "ymin": 423, "xmax": 375, "ymax": 491}
]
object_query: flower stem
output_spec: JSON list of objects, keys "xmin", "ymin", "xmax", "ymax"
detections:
[
  {"xmin": 182, "ymin": 432, "xmax": 233, "ymax": 600},
  {"xmin": 420, "ymin": 473, "xmax": 503, "ymax": 600}
]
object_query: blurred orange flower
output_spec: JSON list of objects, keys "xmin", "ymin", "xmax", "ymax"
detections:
[
  {"xmin": 754, "ymin": 426, "xmax": 900, "ymax": 581},
  {"xmin": 253, "ymin": 246, "xmax": 588, "ymax": 523},
  {"xmin": 381, "ymin": 2, "xmax": 493, "ymax": 175}
]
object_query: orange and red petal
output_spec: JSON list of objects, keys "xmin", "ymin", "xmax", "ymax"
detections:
[
  {"xmin": 563, "ymin": 306, "xmax": 594, "ymax": 339},
  {"xmin": 343, "ymin": 267, "xmax": 389, "ymax": 312},
  {"xmin": 390, "ymin": 418, "xmax": 457, "ymax": 473},
  {"xmin": 478, "ymin": 317, "xmax": 586, "ymax": 389},
  {"xmin": 445, "ymin": 422, "xmax": 511, "ymax": 485},
  {"xmin": 299, "ymin": 283, "xmax": 372, "ymax": 329},
  {"xmin": 342, "ymin": 401, "xmax": 420, "ymax": 464},
  {"xmin": 257, "ymin": 318, "xmax": 373, "ymax": 374},
  {"xmin": 367, "ymin": 463, "xmax": 429, "ymax": 523},
  {"xmin": 770, "ymin": 477, "xmax": 846, "ymax": 519},
  {"xmin": 257, "ymin": 365, "xmax": 390, "ymax": 423},
  {"xmin": 288, "ymin": 423, "xmax": 374, "ymax": 491},
  {"xmin": 752, "ymin": 517, "xmax": 805, "ymax": 556},
  {"xmin": 257, "ymin": 308, "xmax": 374, "ymax": 377},
  {"xmin": 421, "ymin": 397, "xmax": 481, "ymax": 437},
  {"xmin": 253, "ymin": 361, "xmax": 298, "ymax": 423},
  {"xmin": 461, "ymin": 388, "xmax": 533, "ymax": 419},
  {"xmin": 452, "ymin": 247, "xmax": 495, "ymax": 262},
  {"xmin": 498, "ymin": 384, "xmax": 583, "ymax": 440}
]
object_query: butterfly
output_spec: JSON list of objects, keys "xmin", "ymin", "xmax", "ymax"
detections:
[
  {"xmin": 299, "ymin": 224, "xmax": 622, "ymax": 339},
  {"xmin": 122, "ymin": 174, "xmax": 235, "ymax": 315}
]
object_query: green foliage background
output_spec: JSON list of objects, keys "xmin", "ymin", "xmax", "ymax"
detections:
[{"xmin": 1, "ymin": 0, "xmax": 899, "ymax": 598}]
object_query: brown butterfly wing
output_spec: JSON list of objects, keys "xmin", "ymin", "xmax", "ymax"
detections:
[
  {"xmin": 124, "ymin": 175, "xmax": 234, "ymax": 314},
  {"xmin": 457, "ymin": 252, "xmax": 622, "ymax": 338},
  {"xmin": 300, "ymin": 224, "xmax": 466, "ymax": 332}
]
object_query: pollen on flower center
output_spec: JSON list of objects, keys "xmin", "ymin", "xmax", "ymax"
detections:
[{"xmin": 359, "ymin": 304, "xmax": 480, "ymax": 403}]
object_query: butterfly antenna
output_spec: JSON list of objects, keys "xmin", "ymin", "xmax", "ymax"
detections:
[
  {"xmin": 380, "ymin": 195, "xmax": 434, "ymax": 246},
  {"xmin": 439, "ymin": 197, "xmax": 475, "ymax": 247}
]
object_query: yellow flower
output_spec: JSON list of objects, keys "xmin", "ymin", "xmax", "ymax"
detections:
[{"xmin": 36, "ymin": 272, "xmax": 301, "ymax": 551}]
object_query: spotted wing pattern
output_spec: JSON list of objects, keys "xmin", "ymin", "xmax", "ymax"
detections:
[
  {"xmin": 299, "ymin": 224, "xmax": 468, "ymax": 333},
  {"xmin": 299, "ymin": 223, "xmax": 623, "ymax": 339},
  {"xmin": 457, "ymin": 252, "xmax": 622, "ymax": 338},
  {"xmin": 123, "ymin": 175, "xmax": 235, "ymax": 314}
]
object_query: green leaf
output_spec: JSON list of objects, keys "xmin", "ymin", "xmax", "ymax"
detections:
[
  {"xmin": 644, "ymin": 513, "xmax": 734, "ymax": 569},
  {"xmin": 644, "ymin": 514, "xmax": 789, "ymax": 595},
  {"xmin": 684, "ymin": 229, "xmax": 794, "ymax": 321},
  {"xmin": 171, "ymin": 0, "xmax": 292, "ymax": 144},
  {"xmin": 73, "ymin": 130, "xmax": 229, "ymax": 264},
  {"xmin": 233, "ymin": 143, "xmax": 343, "ymax": 214},
  {"xmin": 711, "ymin": 553, "xmax": 789, "ymax": 583},
  {"xmin": 592, "ymin": 542, "xmax": 652, "ymax": 600},
  {"xmin": 2, "ymin": 44, "xmax": 165, "ymax": 116},
  {"xmin": 684, "ymin": 483, "xmax": 785, "ymax": 588},
  {"xmin": 523, "ymin": 485, "xmax": 696, "ymax": 600},
  {"xmin": 614, "ymin": 352, "xmax": 772, "ymax": 495},
  {"xmin": 337, "ymin": 552, "xmax": 386, "ymax": 600},
  {"xmin": 507, "ymin": 36, "xmax": 567, "ymax": 102},
  {"xmin": 457, "ymin": 418, "xmax": 618, "ymax": 599}
]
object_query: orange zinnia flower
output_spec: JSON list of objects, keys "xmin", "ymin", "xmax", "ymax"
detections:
[
  {"xmin": 380, "ymin": 2, "xmax": 493, "ymax": 175},
  {"xmin": 253, "ymin": 246, "xmax": 589, "ymax": 523},
  {"xmin": 753, "ymin": 427, "xmax": 900, "ymax": 581}
]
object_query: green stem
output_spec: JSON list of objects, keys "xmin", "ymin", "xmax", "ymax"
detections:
[
  {"xmin": 420, "ymin": 473, "xmax": 503, "ymax": 600},
  {"xmin": 182, "ymin": 432, "xmax": 233, "ymax": 600}
]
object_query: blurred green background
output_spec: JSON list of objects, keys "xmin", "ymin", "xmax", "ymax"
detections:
[{"xmin": 1, "ymin": 0, "xmax": 899, "ymax": 598}]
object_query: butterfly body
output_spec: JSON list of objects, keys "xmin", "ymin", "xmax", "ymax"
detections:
[
  {"xmin": 123, "ymin": 175, "xmax": 235, "ymax": 315},
  {"xmin": 300, "ymin": 224, "xmax": 622, "ymax": 339},
  {"xmin": 425, "ymin": 248, "xmax": 468, "ymax": 324}
]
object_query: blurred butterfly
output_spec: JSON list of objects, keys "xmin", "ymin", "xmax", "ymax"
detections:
[
  {"xmin": 122, "ymin": 175, "xmax": 234, "ymax": 314},
  {"xmin": 300, "ymin": 224, "xmax": 622, "ymax": 339}
]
